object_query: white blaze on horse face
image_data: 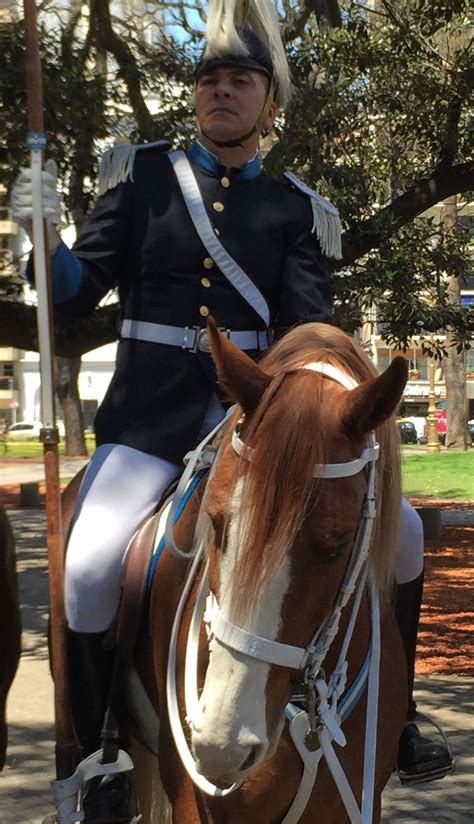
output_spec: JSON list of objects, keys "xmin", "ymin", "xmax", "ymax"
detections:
[{"xmin": 193, "ymin": 478, "xmax": 291, "ymax": 781}]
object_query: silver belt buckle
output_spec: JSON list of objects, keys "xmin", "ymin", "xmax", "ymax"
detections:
[{"xmin": 196, "ymin": 327, "xmax": 211, "ymax": 353}]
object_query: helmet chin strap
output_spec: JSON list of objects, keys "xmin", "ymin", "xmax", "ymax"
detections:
[{"xmin": 200, "ymin": 77, "xmax": 276, "ymax": 151}]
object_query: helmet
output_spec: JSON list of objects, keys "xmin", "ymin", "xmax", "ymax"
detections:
[{"xmin": 195, "ymin": 27, "xmax": 273, "ymax": 84}]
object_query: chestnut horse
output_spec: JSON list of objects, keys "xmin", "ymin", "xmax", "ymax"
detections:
[
  {"xmin": 146, "ymin": 321, "xmax": 409, "ymax": 824},
  {"xmin": 0, "ymin": 504, "xmax": 21, "ymax": 769}
]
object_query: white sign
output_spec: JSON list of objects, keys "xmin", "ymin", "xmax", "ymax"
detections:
[{"xmin": 403, "ymin": 385, "xmax": 444, "ymax": 398}]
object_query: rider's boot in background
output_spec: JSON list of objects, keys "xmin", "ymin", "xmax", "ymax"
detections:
[
  {"xmin": 395, "ymin": 570, "xmax": 453, "ymax": 784},
  {"xmin": 68, "ymin": 630, "xmax": 139, "ymax": 823}
]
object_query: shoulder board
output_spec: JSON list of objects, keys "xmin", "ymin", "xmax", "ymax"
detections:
[
  {"xmin": 98, "ymin": 140, "xmax": 171, "ymax": 196},
  {"xmin": 284, "ymin": 171, "xmax": 342, "ymax": 260}
]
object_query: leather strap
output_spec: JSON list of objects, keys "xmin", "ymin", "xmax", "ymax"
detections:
[{"xmin": 204, "ymin": 593, "xmax": 308, "ymax": 669}]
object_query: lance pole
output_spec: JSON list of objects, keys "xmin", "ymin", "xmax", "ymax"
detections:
[{"xmin": 23, "ymin": 0, "xmax": 77, "ymax": 781}]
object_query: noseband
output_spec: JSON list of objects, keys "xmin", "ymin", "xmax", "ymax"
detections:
[{"xmin": 166, "ymin": 362, "xmax": 383, "ymax": 822}]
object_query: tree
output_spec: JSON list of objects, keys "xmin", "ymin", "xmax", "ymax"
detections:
[
  {"xmin": 1, "ymin": 0, "xmax": 473, "ymax": 439},
  {"xmin": 442, "ymin": 197, "xmax": 470, "ymax": 447}
]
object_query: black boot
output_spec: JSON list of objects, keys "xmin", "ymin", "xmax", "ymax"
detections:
[
  {"xmin": 395, "ymin": 571, "xmax": 453, "ymax": 784},
  {"xmin": 68, "ymin": 631, "xmax": 138, "ymax": 823}
]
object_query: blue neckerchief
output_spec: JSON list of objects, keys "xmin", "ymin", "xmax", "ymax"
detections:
[{"xmin": 187, "ymin": 140, "xmax": 262, "ymax": 180}]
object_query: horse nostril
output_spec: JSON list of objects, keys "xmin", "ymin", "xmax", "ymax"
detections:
[{"xmin": 239, "ymin": 744, "xmax": 261, "ymax": 772}]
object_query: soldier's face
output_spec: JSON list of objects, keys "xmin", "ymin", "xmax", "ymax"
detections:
[{"xmin": 195, "ymin": 65, "xmax": 277, "ymax": 144}]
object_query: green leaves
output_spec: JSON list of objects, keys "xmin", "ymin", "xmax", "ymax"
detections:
[{"xmin": 1, "ymin": 0, "xmax": 472, "ymax": 353}]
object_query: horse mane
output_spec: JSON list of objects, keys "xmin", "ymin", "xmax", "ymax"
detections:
[{"xmin": 226, "ymin": 323, "xmax": 401, "ymax": 618}]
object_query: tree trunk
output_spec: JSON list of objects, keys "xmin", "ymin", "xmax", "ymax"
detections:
[
  {"xmin": 55, "ymin": 356, "xmax": 88, "ymax": 457},
  {"xmin": 442, "ymin": 197, "xmax": 468, "ymax": 450}
]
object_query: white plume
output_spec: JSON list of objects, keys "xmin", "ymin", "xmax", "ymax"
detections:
[{"xmin": 204, "ymin": 0, "xmax": 292, "ymax": 107}]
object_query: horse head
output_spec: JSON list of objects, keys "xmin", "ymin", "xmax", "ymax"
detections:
[{"xmin": 191, "ymin": 318, "xmax": 407, "ymax": 786}]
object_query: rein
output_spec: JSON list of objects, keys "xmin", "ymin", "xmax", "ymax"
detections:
[{"xmin": 166, "ymin": 362, "xmax": 382, "ymax": 823}]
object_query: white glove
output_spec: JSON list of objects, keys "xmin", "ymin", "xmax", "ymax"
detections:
[{"xmin": 11, "ymin": 159, "xmax": 63, "ymax": 250}]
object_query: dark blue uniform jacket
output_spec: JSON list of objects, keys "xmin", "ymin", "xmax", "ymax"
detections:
[{"xmin": 56, "ymin": 142, "xmax": 333, "ymax": 463}]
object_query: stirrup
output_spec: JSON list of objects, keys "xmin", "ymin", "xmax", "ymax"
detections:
[
  {"xmin": 50, "ymin": 749, "xmax": 135, "ymax": 824},
  {"xmin": 397, "ymin": 712, "xmax": 454, "ymax": 786}
]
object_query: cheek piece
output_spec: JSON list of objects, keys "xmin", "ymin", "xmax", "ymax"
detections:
[{"xmin": 197, "ymin": 75, "xmax": 276, "ymax": 149}]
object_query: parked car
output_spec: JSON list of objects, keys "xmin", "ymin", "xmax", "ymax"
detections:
[
  {"xmin": 6, "ymin": 421, "xmax": 41, "ymax": 441},
  {"xmin": 420, "ymin": 419, "xmax": 474, "ymax": 446},
  {"xmin": 468, "ymin": 420, "xmax": 474, "ymax": 445},
  {"xmin": 7, "ymin": 420, "xmax": 65, "ymax": 441},
  {"xmin": 396, "ymin": 418, "xmax": 418, "ymax": 445}
]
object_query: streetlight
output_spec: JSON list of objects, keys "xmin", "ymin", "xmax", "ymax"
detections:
[{"xmin": 426, "ymin": 345, "xmax": 440, "ymax": 453}]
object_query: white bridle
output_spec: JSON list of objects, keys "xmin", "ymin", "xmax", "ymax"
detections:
[{"xmin": 166, "ymin": 362, "xmax": 382, "ymax": 823}]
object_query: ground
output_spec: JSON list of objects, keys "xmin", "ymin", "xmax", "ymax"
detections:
[
  {"xmin": 1, "ymin": 483, "xmax": 472, "ymax": 678},
  {"xmin": 416, "ymin": 522, "xmax": 473, "ymax": 678},
  {"xmin": 0, "ymin": 481, "xmax": 472, "ymax": 822}
]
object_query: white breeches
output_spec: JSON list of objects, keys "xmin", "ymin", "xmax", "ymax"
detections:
[
  {"xmin": 395, "ymin": 498, "xmax": 424, "ymax": 585},
  {"xmin": 65, "ymin": 396, "xmax": 424, "ymax": 633},
  {"xmin": 65, "ymin": 394, "xmax": 226, "ymax": 633}
]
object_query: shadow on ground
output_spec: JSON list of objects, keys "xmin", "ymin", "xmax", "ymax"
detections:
[
  {"xmin": 382, "ymin": 676, "xmax": 474, "ymax": 823},
  {"xmin": 7, "ymin": 511, "xmax": 50, "ymax": 661},
  {"xmin": 0, "ymin": 722, "xmax": 55, "ymax": 823}
]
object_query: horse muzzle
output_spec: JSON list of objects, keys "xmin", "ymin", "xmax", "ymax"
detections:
[{"xmin": 192, "ymin": 729, "xmax": 267, "ymax": 783}]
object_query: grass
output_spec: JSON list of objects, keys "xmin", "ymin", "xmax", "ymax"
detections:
[
  {"xmin": 2, "ymin": 438, "xmax": 473, "ymax": 501},
  {"xmin": 1, "ymin": 435, "xmax": 96, "ymax": 459},
  {"xmin": 402, "ymin": 450, "xmax": 474, "ymax": 500}
]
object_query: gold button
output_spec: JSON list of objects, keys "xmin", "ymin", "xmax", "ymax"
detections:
[
  {"xmin": 221, "ymin": 176, "xmax": 230, "ymax": 188},
  {"xmin": 203, "ymin": 257, "xmax": 214, "ymax": 269},
  {"xmin": 199, "ymin": 305, "xmax": 209, "ymax": 317},
  {"xmin": 214, "ymin": 227, "xmax": 220, "ymax": 236},
  {"xmin": 213, "ymin": 201, "xmax": 224, "ymax": 212},
  {"xmin": 201, "ymin": 277, "xmax": 211, "ymax": 288}
]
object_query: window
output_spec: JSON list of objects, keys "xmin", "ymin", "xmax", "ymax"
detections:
[
  {"xmin": 0, "ymin": 187, "xmax": 10, "ymax": 221},
  {"xmin": 9, "ymin": 423, "xmax": 34, "ymax": 432},
  {"xmin": 0, "ymin": 233, "xmax": 12, "ymax": 273}
]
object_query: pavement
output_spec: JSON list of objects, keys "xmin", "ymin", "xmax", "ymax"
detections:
[
  {"xmin": 0, "ymin": 458, "xmax": 89, "ymax": 487},
  {"xmin": 0, "ymin": 508, "xmax": 473, "ymax": 823}
]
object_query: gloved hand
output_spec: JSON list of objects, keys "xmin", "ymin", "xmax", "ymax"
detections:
[{"xmin": 11, "ymin": 159, "xmax": 63, "ymax": 252}]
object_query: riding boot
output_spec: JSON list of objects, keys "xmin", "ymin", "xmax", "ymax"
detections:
[
  {"xmin": 395, "ymin": 571, "xmax": 453, "ymax": 784},
  {"xmin": 68, "ymin": 630, "xmax": 138, "ymax": 823}
]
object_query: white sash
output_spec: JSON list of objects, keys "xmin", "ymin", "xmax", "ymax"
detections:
[{"xmin": 169, "ymin": 151, "xmax": 270, "ymax": 327}]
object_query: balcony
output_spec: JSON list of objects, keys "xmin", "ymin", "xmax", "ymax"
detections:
[
  {"xmin": 0, "ymin": 378, "xmax": 19, "ymax": 412},
  {"xmin": 0, "ymin": 220, "xmax": 19, "ymax": 235}
]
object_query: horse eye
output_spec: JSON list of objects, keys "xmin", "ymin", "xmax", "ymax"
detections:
[{"xmin": 325, "ymin": 531, "xmax": 354, "ymax": 562}]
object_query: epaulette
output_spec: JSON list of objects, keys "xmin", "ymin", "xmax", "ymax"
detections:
[
  {"xmin": 98, "ymin": 140, "xmax": 171, "ymax": 196},
  {"xmin": 284, "ymin": 171, "xmax": 342, "ymax": 260}
]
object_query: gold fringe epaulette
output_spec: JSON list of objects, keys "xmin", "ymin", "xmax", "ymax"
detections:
[
  {"xmin": 98, "ymin": 141, "xmax": 171, "ymax": 196},
  {"xmin": 284, "ymin": 171, "xmax": 342, "ymax": 260}
]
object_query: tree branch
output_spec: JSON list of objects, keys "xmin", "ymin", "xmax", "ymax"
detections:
[
  {"xmin": 339, "ymin": 160, "xmax": 474, "ymax": 267},
  {"xmin": 0, "ymin": 302, "xmax": 118, "ymax": 357},
  {"xmin": 91, "ymin": 0, "xmax": 159, "ymax": 140}
]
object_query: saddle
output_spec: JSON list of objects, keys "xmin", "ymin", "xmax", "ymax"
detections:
[{"xmin": 107, "ymin": 469, "xmax": 208, "ymax": 756}]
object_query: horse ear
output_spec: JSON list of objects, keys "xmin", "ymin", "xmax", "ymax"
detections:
[
  {"xmin": 342, "ymin": 357, "xmax": 408, "ymax": 439},
  {"xmin": 207, "ymin": 316, "xmax": 272, "ymax": 412}
]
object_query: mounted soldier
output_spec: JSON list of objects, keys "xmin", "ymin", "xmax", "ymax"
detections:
[{"xmin": 12, "ymin": 0, "xmax": 451, "ymax": 819}]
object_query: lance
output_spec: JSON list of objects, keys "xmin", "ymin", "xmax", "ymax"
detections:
[{"xmin": 23, "ymin": 0, "xmax": 77, "ymax": 781}]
